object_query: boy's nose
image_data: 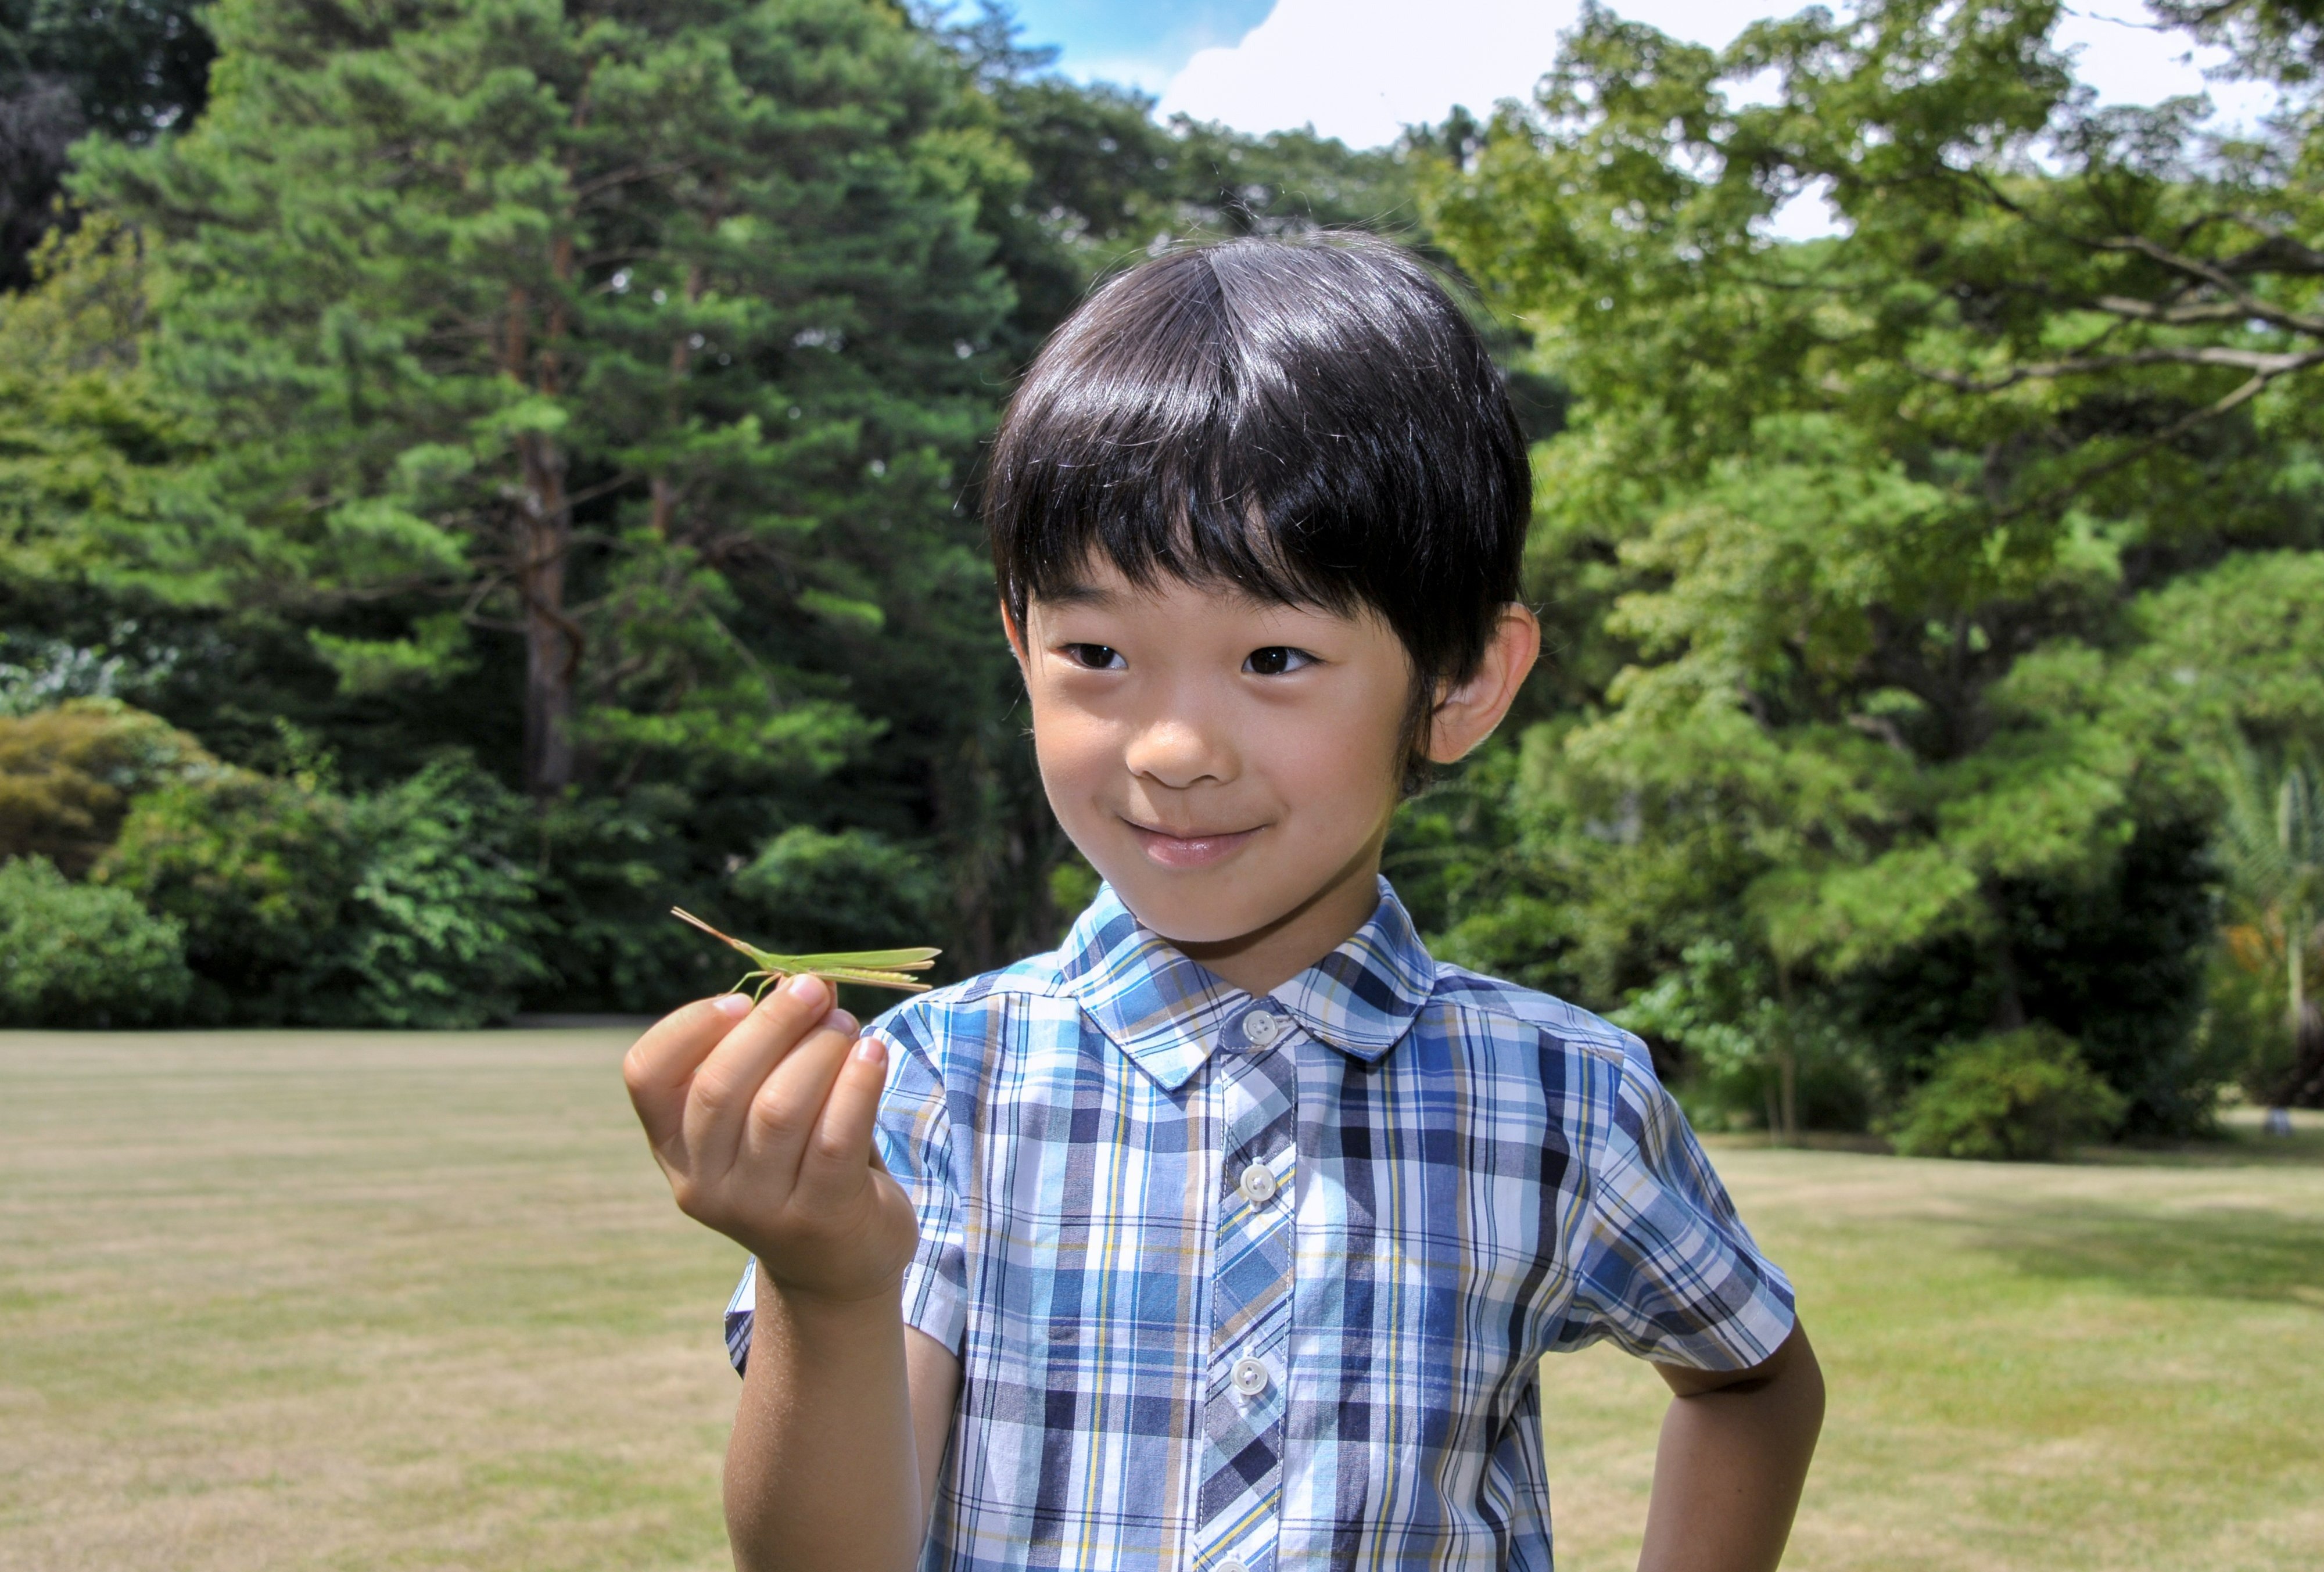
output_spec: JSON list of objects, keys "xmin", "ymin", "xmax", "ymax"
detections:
[{"xmin": 1122, "ymin": 713, "xmax": 1235, "ymax": 788}]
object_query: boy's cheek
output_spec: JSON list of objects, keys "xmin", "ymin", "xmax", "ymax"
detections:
[{"xmin": 1025, "ymin": 709, "xmax": 1114, "ymax": 807}]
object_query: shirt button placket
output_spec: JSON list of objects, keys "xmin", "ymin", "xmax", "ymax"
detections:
[{"xmin": 1196, "ymin": 1003, "xmax": 1298, "ymax": 1572}]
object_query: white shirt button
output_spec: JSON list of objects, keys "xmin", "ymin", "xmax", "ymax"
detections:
[
  {"xmin": 1220, "ymin": 1562, "xmax": 1251, "ymax": 1572},
  {"xmin": 1238, "ymin": 1162, "xmax": 1278, "ymax": 1204},
  {"xmin": 1243, "ymin": 1009, "xmax": 1284, "ymax": 1046},
  {"xmin": 1230, "ymin": 1356, "xmax": 1271, "ymax": 1397}
]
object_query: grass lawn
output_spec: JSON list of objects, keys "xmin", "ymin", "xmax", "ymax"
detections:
[{"xmin": 1, "ymin": 1031, "xmax": 2319, "ymax": 1570}]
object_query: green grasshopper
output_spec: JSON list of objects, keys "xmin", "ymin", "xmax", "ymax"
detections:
[{"xmin": 671, "ymin": 907, "xmax": 939, "ymax": 999}]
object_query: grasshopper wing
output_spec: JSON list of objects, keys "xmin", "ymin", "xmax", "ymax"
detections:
[{"xmin": 779, "ymin": 946, "xmax": 940, "ymax": 973}]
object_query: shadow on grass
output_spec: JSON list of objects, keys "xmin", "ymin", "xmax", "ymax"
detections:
[{"xmin": 1977, "ymin": 1203, "xmax": 2324, "ymax": 1307}]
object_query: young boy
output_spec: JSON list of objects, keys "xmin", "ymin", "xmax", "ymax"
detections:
[{"xmin": 624, "ymin": 236, "xmax": 1822, "ymax": 1572}]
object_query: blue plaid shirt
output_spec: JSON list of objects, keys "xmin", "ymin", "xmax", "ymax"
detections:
[{"xmin": 726, "ymin": 879, "xmax": 1794, "ymax": 1570}]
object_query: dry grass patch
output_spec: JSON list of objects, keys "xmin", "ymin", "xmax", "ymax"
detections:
[
  {"xmin": 1544, "ymin": 1121, "xmax": 2324, "ymax": 1572},
  {"xmin": 2, "ymin": 1033, "xmax": 2318, "ymax": 1570},
  {"xmin": 0, "ymin": 1029, "xmax": 741, "ymax": 1571}
]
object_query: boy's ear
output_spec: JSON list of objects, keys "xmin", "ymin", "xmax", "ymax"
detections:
[
  {"xmin": 999, "ymin": 598, "xmax": 1030, "ymax": 671},
  {"xmin": 1423, "ymin": 605, "xmax": 1541, "ymax": 765}
]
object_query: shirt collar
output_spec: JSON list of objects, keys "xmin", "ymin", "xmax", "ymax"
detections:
[{"xmin": 1058, "ymin": 877, "xmax": 1437, "ymax": 1092}]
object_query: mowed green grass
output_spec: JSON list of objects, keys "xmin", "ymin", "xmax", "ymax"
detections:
[{"xmin": 2, "ymin": 1032, "xmax": 2319, "ymax": 1570}]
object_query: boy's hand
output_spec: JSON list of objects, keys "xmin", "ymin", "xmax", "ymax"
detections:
[{"xmin": 623, "ymin": 974, "xmax": 917, "ymax": 1304}]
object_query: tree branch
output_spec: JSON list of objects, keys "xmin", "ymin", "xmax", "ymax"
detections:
[
  {"xmin": 2093, "ymin": 233, "xmax": 2324, "ymax": 336},
  {"xmin": 1916, "ymin": 343, "xmax": 2322, "ymax": 392},
  {"xmin": 2092, "ymin": 293, "xmax": 2324, "ymax": 336},
  {"xmin": 1999, "ymin": 353, "xmax": 2324, "ymax": 519}
]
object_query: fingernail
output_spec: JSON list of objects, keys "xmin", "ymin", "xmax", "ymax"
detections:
[
  {"xmin": 784, "ymin": 972, "xmax": 827, "ymax": 1007},
  {"xmin": 823, "ymin": 1008, "xmax": 859, "ymax": 1036},
  {"xmin": 712, "ymin": 993, "xmax": 753, "ymax": 1017},
  {"xmin": 852, "ymin": 1035, "xmax": 887, "ymax": 1067}
]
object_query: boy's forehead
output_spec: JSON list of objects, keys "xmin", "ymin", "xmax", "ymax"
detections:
[{"xmin": 1030, "ymin": 562, "xmax": 1342, "ymax": 622}]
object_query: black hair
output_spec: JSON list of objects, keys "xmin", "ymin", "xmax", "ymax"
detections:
[{"xmin": 984, "ymin": 234, "xmax": 1532, "ymax": 774}]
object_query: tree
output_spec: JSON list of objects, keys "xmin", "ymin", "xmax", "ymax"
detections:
[
  {"xmin": 0, "ymin": 0, "xmax": 214, "ymax": 288},
  {"xmin": 0, "ymin": 214, "xmax": 198, "ymax": 605},
  {"xmin": 1422, "ymin": 0, "xmax": 2324, "ymax": 1131},
  {"xmin": 2215, "ymin": 738, "xmax": 2324, "ymax": 1106},
  {"xmin": 80, "ymin": 0, "xmax": 1015, "ymax": 800},
  {"xmin": 5, "ymin": 0, "xmax": 1484, "ymax": 1014}
]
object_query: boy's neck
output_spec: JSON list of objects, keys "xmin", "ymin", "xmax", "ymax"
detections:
[{"xmin": 1160, "ymin": 828, "xmax": 1389, "ymax": 997}]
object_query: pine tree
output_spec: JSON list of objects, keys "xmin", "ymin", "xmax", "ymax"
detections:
[{"xmin": 80, "ymin": 0, "xmax": 1015, "ymax": 798}]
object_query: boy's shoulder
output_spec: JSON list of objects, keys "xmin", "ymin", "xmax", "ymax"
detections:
[{"xmin": 1426, "ymin": 961, "xmax": 1654, "ymax": 1076}]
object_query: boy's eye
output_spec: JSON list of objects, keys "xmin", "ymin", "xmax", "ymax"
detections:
[
  {"xmin": 1244, "ymin": 646, "xmax": 1316, "ymax": 676},
  {"xmin": 1060, "ymin": 643, "xmax": 1124, "ymax": 670}
]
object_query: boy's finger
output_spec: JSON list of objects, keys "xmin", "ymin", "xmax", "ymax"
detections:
[
  {"xmin": 741, "ymin": 1005, "xmax": 860, "ymax": 1180},
  {"xmin": 622, "ymin": 994, "xmax": 755, "ymax": 1148},
  {"xmin": 795, "ymin": 1032, "xmax": 888, "ymax": 1209},
  {"xmin": 681, "ymin": 974, "xmax": 837, "ymax": 1159}
]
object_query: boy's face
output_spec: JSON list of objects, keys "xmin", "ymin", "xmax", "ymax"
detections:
[{"xmin": 1011, "ymin": 558, "xmax": 1414, "ymax": 957}]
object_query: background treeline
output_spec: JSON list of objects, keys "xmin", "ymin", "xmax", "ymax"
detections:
[{"xmin": 2, "ymin": 0, "xmax": 2319, "ymax": 1158}]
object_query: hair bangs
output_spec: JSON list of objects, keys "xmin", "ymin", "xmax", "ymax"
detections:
[{"xmin": 985, "ymin": 235, "xmax": 1532, "ymax": 755}]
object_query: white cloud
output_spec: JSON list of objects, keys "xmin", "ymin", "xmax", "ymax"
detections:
[
  {"xmin": 2054, "ymin": 1, "xmax": 2276, "ymax": 127},
  {"xmin": 1156, "ymin": 0, "xmax": 1579, "ymax": 147},
  {"xmin": 1157, "ymin": 0, "xmax": 2270, "ymax": 149}
]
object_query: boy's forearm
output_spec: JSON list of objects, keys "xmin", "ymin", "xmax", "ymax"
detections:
[
  {"xmin": 1638, "ymin": 1326, "xmax": 1824, "ymax": 1572},
  {"xmin": 726, "ymin": 1270, "xmax": 923, "ymax": 1572}
]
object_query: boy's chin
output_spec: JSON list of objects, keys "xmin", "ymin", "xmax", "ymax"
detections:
[
  {"xmin": 1099, "ymin": 870, "xmax": 1320, "ymax": 952},
  {"xmin": 1084, "ymin": 864, "xmax": 1254, "ymax": 942}
]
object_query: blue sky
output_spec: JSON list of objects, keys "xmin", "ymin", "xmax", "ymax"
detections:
[
  {"xmin": 992, "ymin": 1, "xmax": 1276, "ymax": 91},
  {"xmin": 956, "ymin": 1, "xmax": 2262, "ymax": 154}
]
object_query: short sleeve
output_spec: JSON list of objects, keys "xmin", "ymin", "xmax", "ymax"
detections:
[
  {"xmin": 720, "ymin": 1010, "xmax": 966, "ymax": 1376},
  {"xmin": 1552, "ymin": 1039, "xmax": 1796, "ymax": 1369}
]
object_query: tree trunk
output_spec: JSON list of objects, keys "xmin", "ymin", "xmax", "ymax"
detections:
[
  {"xmin": 517, "ymin": 430, "xmax": 579, "ymax": 797},
  {"xmin": 2286, "ymin": 1001, "xmax": 2324, "ymax": 1110},
  {"xmin": 1772, "ymin": 961, "xmax": 1799, "ymax": 1145},
  {"xmin": 1777, "ymin": 1044, "xmax": 1799, "ymax": 1145},
  {"xmin": 646, "ymin": 261, "xmax": 704, "ymax": 539},
  {"xmin": 2284, "ymin": 908, "xmax": 2322, "ymax": 1109},
  {"xmin": 1990, "ymin": 928, "xmax": 2027, "ymax": 1033},
  {"xmin": 506, "ymin": 249, "xmax": 582, "ymax": 799}
]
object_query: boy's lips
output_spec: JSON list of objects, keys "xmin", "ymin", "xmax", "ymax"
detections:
[{"xmin": 1124, "ymin": 820, "xmax": 1263, "ymax": 869}]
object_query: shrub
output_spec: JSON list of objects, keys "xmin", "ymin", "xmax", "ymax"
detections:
[
  {"xmin": 730, "ymin": 826, "xmax": 946, "ymax": 956},
  {"xmin": 1833, "ymin": 821, "xmax": 2224, "ymax": 1136},
  {"xmin": 1888, "ymin": 1027, "xmax": 2126, "ymax": 1161},
  {"xmin": 529, "ymin": 783, "xmax": 716, "ymax": 1013},
  {"xmin": 0, "ymin": 699, "xmax": 213, "ymax": 875},
  {"xmin": 328, "ymin": 756, "xmax": 547, "ymax": 1028},
  {"xmin": 1615, "ymin": 938, "xmax": 1878, "ymax": 1136},
  {"xmin": 0, "ymin": 855, "xmax": 191, "ymax": 1026},
  {"xmin": 95, "ymin": 766, "xmax": 359, "ymax": 1016}
]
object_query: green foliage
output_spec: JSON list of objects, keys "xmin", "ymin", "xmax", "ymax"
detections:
[
  {"xmin": 96, "ymin": 763, "xmax": 359, "ymax": 1016},
  {"xmin": 730, "ymin": 824, "xmax": 945, "ymax": 960},
  {"xmin": 0, "ymin": 217, "xmax": 203, "ymax": 600},
  {"xmin": 77, "ymin": 0, "xmax": 1018, "ymax": 799},
  {"xmin": 0, "ymin": 0, "xmax": 216, "ymax": 288},
  {"xmin": 1888, "ymin": 1027, "xmax": 2126, "ymax": 1161},
  {"xmin": 1612, "ymin": 937, "xmax": 1877, "ymax": 1136},
  {"xmin": 527, "ymin": 783, "xmax": 727, "ymax": 1013},
  {"xmin": 2210, "ymin": 735, "xmax": 2324, "ymax": 1104},
  {"xmin": 2204, "ymin": 943, "xmax": 2298, "ymax": 1106},
  {"xmin": 1418, "ymin": 0, "xmax": 2324, "ymax": 1135},
  {"xmin": 0, "ymin": 1, "xmax": 213, "ymax": 139},
  {"xmin": 0, "ymin": 0, "xmax": 1442, "ymax": 1016},
  {"xmin": 12, "ymin": 0, "xmax": 2309, "ymax": 1086},
  {"xmin": 329, "ymin": 756, "xmax": 547, "ymax": 1028},
  {"xmin": 0, "ymin": 852, "xmax": 190, "ymax": 1025},
  {"xmin": 0, "ymin": 697, "xmax": 211, "ymax": 874}
]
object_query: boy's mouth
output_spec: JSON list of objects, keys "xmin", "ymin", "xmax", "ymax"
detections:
[{"xmin": 1123, "ymin": 820, "xmax": 1262, "ymax": 869}]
